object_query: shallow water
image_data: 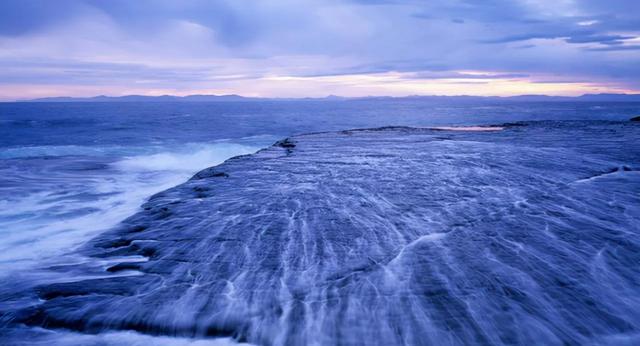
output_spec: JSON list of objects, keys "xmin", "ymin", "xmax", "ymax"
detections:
[
  {"xmin": 0, "ymin": 142, "xmax": 263, "ymax": 273},
  {"xmin": 0, "ymin": 101, "xmax": 639, "ymax": 344}
]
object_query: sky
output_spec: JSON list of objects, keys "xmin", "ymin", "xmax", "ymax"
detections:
[{"xmin": 1, "ymin": 0, "xmax": 639, "ymax": 100}]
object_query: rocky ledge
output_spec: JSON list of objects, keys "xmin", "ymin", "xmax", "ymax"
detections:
[{"xmin": 2, "ymin": 122, "xmax": 640, "ymax": 345}]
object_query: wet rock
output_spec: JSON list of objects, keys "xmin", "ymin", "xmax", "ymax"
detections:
[
  {"xmin": 191, "ymin": 168, "xmax": 230, "ymax": 180},
  {"xmin": 500, "ymin": 122, "xmax": 528, "ymax": 127},
  {"xmin": 1, "ymin": 122, "xmax": 639, "ymax": 345},
  {"xmin": 106, "ymin": 262, "xmax": 142, "ymax": 273},
  {"xmin": 34, "ymin": 276, "xmax": 153, "ymax": 300},
  {"xmin": 275, "ymin": 138, "xmax": 297, "ymax": 155},
  {"xmin": 275, "ymin": 138, "xmax": 296, "ymax": 148}
]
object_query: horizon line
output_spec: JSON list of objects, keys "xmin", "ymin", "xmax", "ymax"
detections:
[{"xmin": 5, "ymin": 92, "xmax": 640, "ymax": 103}]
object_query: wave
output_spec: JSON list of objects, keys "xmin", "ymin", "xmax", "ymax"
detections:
[
  {"xmin": 1, "ymin": 327, "xmax": 250, "ymax": 346},
  {"xmin": 0, "ymin": 145, "xmax": 129, "ymax": 159},
  {"xmin": 0, "ymin": 142, "xmax": 265, "ymax": 276},
  {"xmin": 114, "ymin": 143, "xmax": 258, "ymax": 172}
]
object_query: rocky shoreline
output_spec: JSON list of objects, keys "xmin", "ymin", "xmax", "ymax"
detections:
[{"xmin": 2, "ymin": 121, "xmax": 640, "ymax": 345}]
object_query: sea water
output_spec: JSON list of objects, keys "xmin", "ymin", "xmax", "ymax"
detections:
[
  {"xmin": 0, "ymin": 100, "xmax": 637, "ymax": 275},
  {"xmin": 1, "ymin": 100, "xmax": 640, "ymax": 345}
]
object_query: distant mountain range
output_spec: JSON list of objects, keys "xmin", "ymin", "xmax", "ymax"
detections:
[{"xmin": 19, "ymin": 93, "xmax": 640, "ymax": 102}]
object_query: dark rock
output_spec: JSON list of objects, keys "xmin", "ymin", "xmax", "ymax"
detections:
[
  {"xmin": 191, "ymin": 168, "xmax": 230, "ymax": 180},
  {"xmin": 34, "ymin": 276, "xmax": 153, "ymax": 300},
  {"xmin": 2, "ymin": 123, "xmax": 640, "ymax": 345},
  {"xmin": 500, "ymin": 122, "xmax": 528, "ymax": 127},
  {"xmin": 275, "ymin": 138, "xmax": 296, "ymax": 148},
  {"xmin": 129, "ymin": 225, "xmax": 148, "ymax": 233},
  {"xmin": 106, "ymin": 262, "xmax": 142, "ymax": 273}
]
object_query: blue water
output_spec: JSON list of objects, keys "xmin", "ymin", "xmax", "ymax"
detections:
[
  {"xmin": 0, "ymin": 100, "xmax": 639, "ymax": 345},
  {"xmin": 0, "ymin": 100, "xmax": 638, "ymax": 274},
  {"xmin": 3, "ymin": 101, "xmax": 639, "ymax": 147}
]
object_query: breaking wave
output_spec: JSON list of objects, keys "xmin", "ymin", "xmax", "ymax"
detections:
[{"xmin": 0, "ymin": 142, "xmax": 263, "ymax": 275}]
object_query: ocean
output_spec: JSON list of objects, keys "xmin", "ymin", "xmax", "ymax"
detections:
[
  {"xmin": 1, "ymin": 100, "xmax": 639, "ymax": 345},
  {"xmin": 1, "ymin": 100, "xmax": 638, "ymax": 275}
]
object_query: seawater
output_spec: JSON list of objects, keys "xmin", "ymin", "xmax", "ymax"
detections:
[
  {"xmin": 0, "ymin": 100, "xmax": 637, "ymax": 275},
  {"xmin": 0, "ymin": 100, "xmax": 639, "ymax": 345}
]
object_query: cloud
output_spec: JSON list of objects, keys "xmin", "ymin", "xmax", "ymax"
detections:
[
  {"xmin": 585, "ymin": 45, "xmax": 640, "ymax": 52},
  {"xmin": 405, "ymin": 71, "xmax": 530, "ymax": 80},
  {"xmin": 565, "ymin": 34, "xmax": 635, "ymax": 45},
  {"xmin": 0, "ymin": 0, "xmax": 638, "ymax": 99},
  {"xmin": 0, "ymin": 0, "xmax": 85, "ymax": 36}
]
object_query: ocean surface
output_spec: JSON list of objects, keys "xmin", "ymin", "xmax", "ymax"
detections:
[
  {"xmin": 0, "ymin": 100, "xmax": 638, "ymax": 274},
  {"xmin": 0, "ymin": 100, "xmax": 639, "ymax": 345}
]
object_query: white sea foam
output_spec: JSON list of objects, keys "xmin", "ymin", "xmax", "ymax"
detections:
[
  {"xmin": 4, "ymin": 327, "xmax": 252, "ymax": 346},
  {"xmin": 115, "ymin": 143, "xmax": 257, "ymax": 172},
  {"xmin": 0, "ymin": 142, "xmax": 263, "ymax": 276}
]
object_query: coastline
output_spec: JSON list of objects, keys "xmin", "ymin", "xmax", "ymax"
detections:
[{"xmin": 2, "ymin": 121, "xmax": 639, "ymax": 345}]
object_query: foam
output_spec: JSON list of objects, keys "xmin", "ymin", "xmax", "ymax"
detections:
[
  {"xmin": 2, "ymin": 328, "xmax": 251, "ymax": 346},
  {"xmin": 115, "ymin": 143, "xmax": 257, "ymax": 172},
  {"xmin": 0, "ymin": 143, "xmax": 262, "ymax": 276}
]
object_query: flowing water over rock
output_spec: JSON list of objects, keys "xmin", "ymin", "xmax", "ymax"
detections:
[{"xmin": 1, "ymin": 121, "xmax": 639, "ymax": 345}]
